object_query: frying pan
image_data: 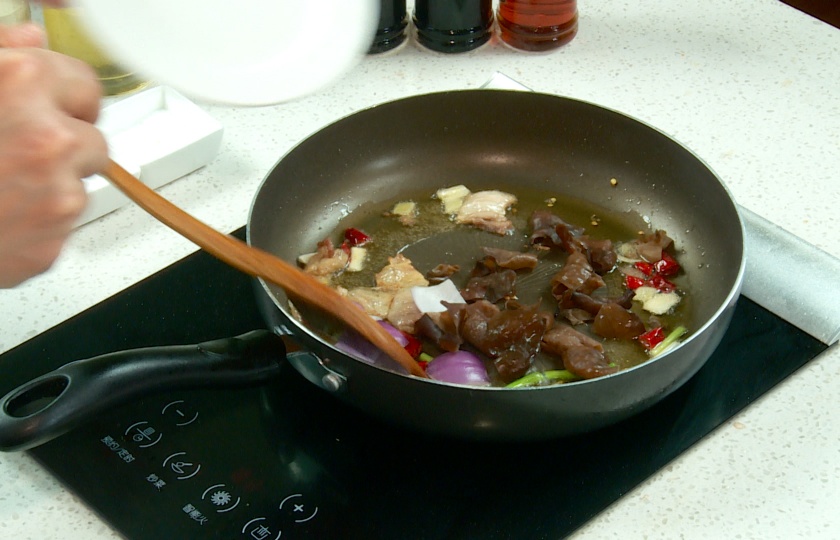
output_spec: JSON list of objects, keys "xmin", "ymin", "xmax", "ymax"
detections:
[{"xmin": 0, "ymin": 90, "xmax": 744, "ymax": 450}]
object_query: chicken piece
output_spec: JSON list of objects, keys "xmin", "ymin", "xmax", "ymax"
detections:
[
  {"xmin": 302, "ymin": 238, "xmax": 349, "ymax": 276},
  {"xmin": 455, "ymin": 190, "xmax": 517, "ymax": 235},
  {"xmin": 374, "ymin": 254, "xmax": 429, "ymax": 290},
  {"xmin": 387, "ymin": 288, "xmax": 424, "ymax": 333},
  {"xmin": 344, "ymin": 287, "xmax": 397, "ymax": 319}
]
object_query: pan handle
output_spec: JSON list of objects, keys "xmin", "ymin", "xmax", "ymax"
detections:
[{"xmin": 0, "ymin": 330, "xmax": 285, "ymax": 452}]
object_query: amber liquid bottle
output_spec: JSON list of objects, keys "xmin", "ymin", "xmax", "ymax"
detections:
[
  {"xmin": 369, "ymin": 0, "xmax": 408, "ymax": 54},
  {"xmin": 498, "ymin": 0, "xmax": 578, "ymax": 52},
  {"xmin": 414, "ymin": 0, "xmax": 493, "ymax": 53},
  {"xmin": 43, "ymin": 7, "xmax": 148, "ymax": 95}
]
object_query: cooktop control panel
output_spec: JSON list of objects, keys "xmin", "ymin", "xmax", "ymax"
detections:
[{"xmin": 54, "ymin": 385, "xmax": 347, "ymax": 539}]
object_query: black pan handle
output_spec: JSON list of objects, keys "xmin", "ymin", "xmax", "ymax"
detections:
[{"xmin": 0, "ymin": 330, "xmax": 285, "ymax": 452}]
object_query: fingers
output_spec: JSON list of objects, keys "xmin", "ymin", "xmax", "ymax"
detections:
[
  {"xmin": 0, "ymin": 46, "xmax": 106, "ymax": 287},
  {"xmin": 34, "ymin": 48, "xmax": 103, "ymax": 123},
  {"xmin": 22, "ymin": 115, "xmax": 109, "ymax": 180},
  {"xmin": 0, "ymin": 20, "xmax": 101, "ymax": 121},
  {"xmin": 0, "ymin": 47, "xmax": 103, "ymax": 123},
  {"xmin": 0, "ymin": 23, "xmax": 47, "ymax": 48},
  {"xmin": 65, "ymin": 117, "xmax": 110, "ymax": 179},
  {"xmin": 0, "ymin": 116, "xmax": 101, "ymax": 288},
  {"xmin": 0, "ymin": 153, "xmax": 89, "ymax": 288},
  {"xmin": 0, "ymin": 48, "xmax": 107, "ymax": 180},
  {"xmin": 50, "ymin": 54, "xmax": 103, "ymax": 124}
]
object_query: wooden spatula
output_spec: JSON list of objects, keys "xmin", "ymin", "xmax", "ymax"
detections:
[{"xmin": 102, "ymin": 159, "xmax": 427, "ymax": 378}]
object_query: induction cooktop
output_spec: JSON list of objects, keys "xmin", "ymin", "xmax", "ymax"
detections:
[{"xmin": 0, "ymin": 228, "xmax": 826, "ymax": 539}]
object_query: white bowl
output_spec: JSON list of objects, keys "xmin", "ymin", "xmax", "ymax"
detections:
[{"xmin": 74, "ymin": 0, "xmax": 379, "ymax": 106}]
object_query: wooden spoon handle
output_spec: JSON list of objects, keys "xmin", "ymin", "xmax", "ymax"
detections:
[{"xmin": 102, "ymin": 159, "xmax": 427, "ymax": 378}]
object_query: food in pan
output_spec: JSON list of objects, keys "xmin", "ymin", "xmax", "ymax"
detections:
[{"xmin": 297, "ymin": 185, "xmax": 690, "ymax": 388}]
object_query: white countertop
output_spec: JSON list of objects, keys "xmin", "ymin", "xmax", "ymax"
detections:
[{"xmin": 1, "ymin": 1, "xmax": 839, "ymax": 538}]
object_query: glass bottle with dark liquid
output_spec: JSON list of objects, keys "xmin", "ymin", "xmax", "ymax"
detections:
[
  {"xmin": 414, "ymin": 0, "xmax": 493, "ymax": 53},
  {"xmin": 498, "ymin": 0, "xmax": 578, "ymax": 52},
  {"xmin": 369, "ymin": 0, "xmax": 408, "ymax": 54}
]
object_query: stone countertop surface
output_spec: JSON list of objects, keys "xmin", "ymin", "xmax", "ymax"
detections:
[{"xmin": 1, "ymin": 0, "xmax": 839, "ymax": 538}]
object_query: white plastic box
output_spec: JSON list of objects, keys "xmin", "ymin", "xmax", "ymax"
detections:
[{"xmin": 76, "ymin": 86, "xmax": 224, "ymax": 226}]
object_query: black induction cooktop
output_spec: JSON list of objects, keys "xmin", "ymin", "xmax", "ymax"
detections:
[{"xmin": 0, "ymin": 227, "xmax": 826, "ymax": 539}]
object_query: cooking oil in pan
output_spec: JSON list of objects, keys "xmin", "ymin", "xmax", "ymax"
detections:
[{"xmin": 306, "ymin": 185, "xmax": 694, "ymax": 377}]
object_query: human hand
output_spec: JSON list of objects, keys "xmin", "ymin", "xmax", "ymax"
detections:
[
  {"xmin": 0, "ymin": 47, "xmax": 107, "ymax": 287},
  {"xmin": 0, "ymin": 0, "xmax": 68, "ymax": 47},
  {"xmin": 0, "ymin": 22, "xmax": 46, "ymax": 48}
]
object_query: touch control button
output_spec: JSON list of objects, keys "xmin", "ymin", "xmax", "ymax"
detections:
[
  {"xmin": 201, "ymin": 483, "xmax": 241, "ymax": 513},
  {"xmin": 162, "ymin": 451, "xmax": 201, "ymax": 480},
  {"xmin": 241, "ymin": 517, "xmax": 281, "ymax": 540},
  {"xmin": 279, "ymin": 493, "xmax": 319, "ymax": 524},
  {"xmin": 124, "ymin": 421, "xmax": 162, "ymax": 448},
  {"xmin": 161, "ymin": 400, "xmax": 199, "ymax": 426},
  {"xmin": 240, "ymin": 493, "xmax": 319, "ymax": 539}
]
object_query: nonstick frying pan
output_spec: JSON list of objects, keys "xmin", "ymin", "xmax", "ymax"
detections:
[{"xmin": 0, "ymin": 90, "xmax": 744, "ymax": 450}]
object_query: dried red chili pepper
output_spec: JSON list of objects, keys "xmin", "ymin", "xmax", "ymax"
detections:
[
  {"xmin": 648, "ymin": 274, "xmax": 677, "ymax": 293},
  {"xmin": 626, "ymin": 272, "xmax": 676, "ymax": 293},
  {"xmin": 638, "ymin": 327, "xmax": 665, "ymax": 350},
  {"xmin": 634, "ymin": 261, "xmax": 655, "ymax": 276},
  {"xmin": 625, "ymin": 275, "xmax": 646, "ymax": 290},
  {"xmin": 654, "ymin": 252, "xmax": 680, "ymax": 277},
  {"xmin": 401, "ymin": 331, "xmax": 423, "ymax": 358},
  {"xmin": 344, "ymin": 227, "xmax": 371, "ymax": 246}
]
